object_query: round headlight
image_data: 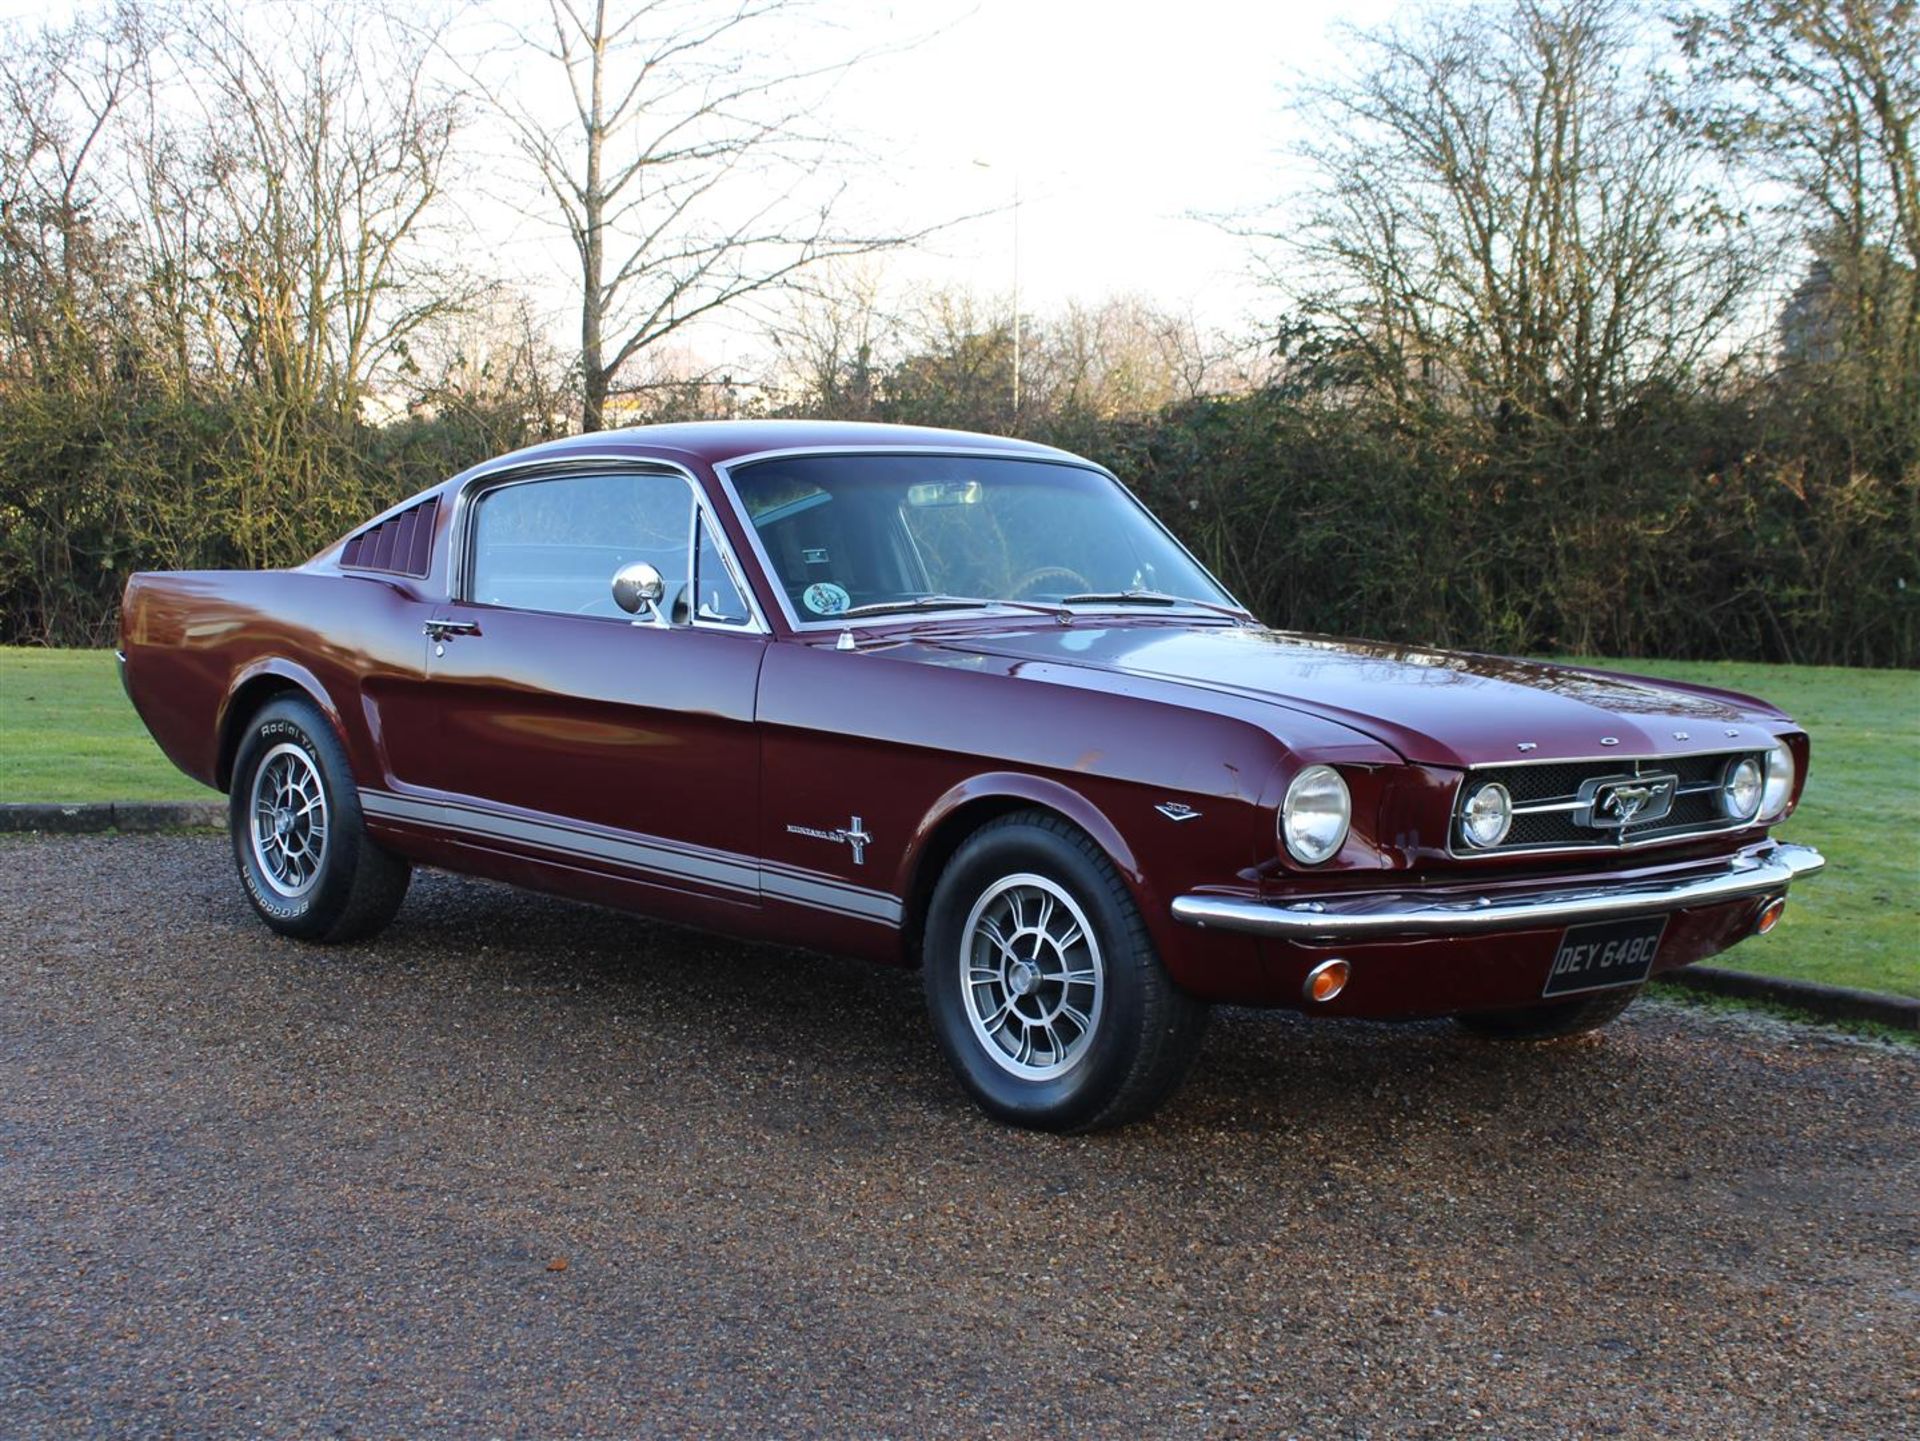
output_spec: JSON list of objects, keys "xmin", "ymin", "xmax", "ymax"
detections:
[
  {"xmin": 1721, "ymin": 756, "xmax": 1764, "ymax": 822},
  {"xmin": 1459, "ymin": 781, "xmax": 1513, "ymax": 849},
  {"xmin": 1281, "ymin": 764, "xmax": 1351, "ymax": 865},
  {"xmin": 1759, "ymin": 741, "xmax": 1795, "ymax": 821}
]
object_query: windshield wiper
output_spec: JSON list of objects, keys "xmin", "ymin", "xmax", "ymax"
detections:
[
  {"xmin": 1061, "ymin": 589, "xmax": 1249, "ymax": 620},
  {"xmin": 837, "ymin": 594, "xmax": 1070, "ymax": 620}
]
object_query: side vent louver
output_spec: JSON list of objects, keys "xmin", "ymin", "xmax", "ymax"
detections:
[{"xmin": 341, "ymin": 497, "xmax": 438, "ymax": 577}]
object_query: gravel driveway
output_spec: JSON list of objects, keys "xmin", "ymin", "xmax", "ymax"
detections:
[{"xmin": 2, "ymin": 834, "xmax": 1915, "ymax": 1438}]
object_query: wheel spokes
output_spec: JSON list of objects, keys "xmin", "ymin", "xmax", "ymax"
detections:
[
  {"xmin": 959, "ymin": 875, "xmax": 1105, "ymax": 1080},
  {"xmin": 247, "ymin": 742, "xmax": 329, "ymax": 899}
]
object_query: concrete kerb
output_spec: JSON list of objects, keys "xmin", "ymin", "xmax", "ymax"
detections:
[
  {"xmin": 1654, "ymin": 964, "xmax": 1919, "ymax": 1033},
  {"xmin": 0, "ymin": 801, "xmax": 225, "ymax": 833}
]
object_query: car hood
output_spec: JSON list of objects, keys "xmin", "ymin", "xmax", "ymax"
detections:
[{"xmin": 927, "ymin": 623, "xmax": 1788, "ymax": 768}]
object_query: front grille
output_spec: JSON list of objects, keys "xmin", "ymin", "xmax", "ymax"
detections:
[{"xmin": 1454, "ymin": 751, "xmax": 1763, "ymax": 855}]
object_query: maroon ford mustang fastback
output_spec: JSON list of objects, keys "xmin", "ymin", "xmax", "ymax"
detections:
[{"xmin": 120, "ymin": 421, "xmax": 1823, "ymax": 1130}]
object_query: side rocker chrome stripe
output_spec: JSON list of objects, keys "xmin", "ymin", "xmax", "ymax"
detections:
[
  {"xmin": 362, "ymin": 789, "xmax": 759, "ymax": 893},
  {"xmin": 760, "ymin": 867, "xmax": 902, "ymax": 924},
  {"xmin": 359, "ymin": 789, "xmax": 903, "ymax": 926}
]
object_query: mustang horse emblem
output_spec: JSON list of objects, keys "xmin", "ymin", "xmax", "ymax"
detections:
[
  {"xmin": 1602, "ymin": 785, "xmax": 1659, "ymax": 825},
  {"xmin": 1586, "ymin": 775, "xmax": 1678, "ymax": 830}
]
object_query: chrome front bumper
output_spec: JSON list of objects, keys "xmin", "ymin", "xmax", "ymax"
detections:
[{"xmin": 1170, "ymin": 843, "xmax": 1825, "ymax": 943}]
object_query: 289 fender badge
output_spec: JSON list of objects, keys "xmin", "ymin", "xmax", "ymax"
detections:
[{"xmin": 1156, "ymin": 802, "xmax": 1202, "ymax": 822}]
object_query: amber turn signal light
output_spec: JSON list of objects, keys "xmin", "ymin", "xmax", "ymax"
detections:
[
  {"xmin": 1755, "ymin": 897, "xmax": 1787, "ymax": 935},
  {"xmin": 1303, "ymin": 958, "xmax": 1350, "ymax": 1003}
]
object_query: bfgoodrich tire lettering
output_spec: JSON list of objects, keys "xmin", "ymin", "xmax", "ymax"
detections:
[
  {"xmin": 228, "ymin": 695, "xmax": 410, "ymax": 943},
  {"xmin": 923, "ymin": 810, "xmax": 1208, "ymax": 1132}
]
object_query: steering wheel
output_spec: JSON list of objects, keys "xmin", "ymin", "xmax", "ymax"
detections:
[{"xmin": 1008, "ymin": 566, "xmax": 1091, "ymax": 602}]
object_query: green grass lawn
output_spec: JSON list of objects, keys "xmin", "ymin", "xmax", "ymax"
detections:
[
  {"xmin": 3, "ymin": 645, "xmax": 1915, "ymax": 998},
  {"xmin": 1, "ymin": 646, "xmax": 215, "ymax": 803}
]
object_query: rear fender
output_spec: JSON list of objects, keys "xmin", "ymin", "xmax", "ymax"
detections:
[{"xmin": 216, "ymin": 660, "xmax": 349, "ymax": 792}]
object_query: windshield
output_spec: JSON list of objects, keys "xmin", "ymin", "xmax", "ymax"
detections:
[{"xmin": 728, "ymin": 453, "xmax": 1237, "ymax": 623}]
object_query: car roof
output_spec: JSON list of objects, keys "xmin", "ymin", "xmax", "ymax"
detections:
[{"xmin": 463, "ymin": 420, "xmax": 1083, "ymax": 477}]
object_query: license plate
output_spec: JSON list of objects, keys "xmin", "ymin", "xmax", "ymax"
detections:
[{"xmin": 1544, "ymin": 916, "xmax": 1667, "ymax": 997}]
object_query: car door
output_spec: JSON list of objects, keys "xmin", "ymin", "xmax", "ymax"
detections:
[{"xmin": 392, "ymin": 463, "xmax": 768, "ymax": 906}]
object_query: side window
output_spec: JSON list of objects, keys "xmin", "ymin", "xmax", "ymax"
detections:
[
  {"xmin": 693, "ymin": 515, "xmax": 752, "ymax": 625},
  {"xmin": 469, "ymin": 471, "xmax": 692, "ymax": 618}
]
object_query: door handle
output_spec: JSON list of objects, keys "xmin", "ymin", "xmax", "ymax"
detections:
[{"xmin": 424, "ymin": 619, "xmax": 481, "ymax": 641}]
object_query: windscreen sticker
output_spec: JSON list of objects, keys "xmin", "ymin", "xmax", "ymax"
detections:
[
  {"xmin": 802, "ymin": 547, "xmax": 831, "ymax": 565},
  {"xmin": 802, "ymin": 581, "xmax": 852, "ymax": 615}
]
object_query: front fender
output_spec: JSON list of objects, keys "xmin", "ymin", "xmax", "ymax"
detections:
[{"xmin": 896, "ymin": 770, "xmax": 1144, "ymax": 904}]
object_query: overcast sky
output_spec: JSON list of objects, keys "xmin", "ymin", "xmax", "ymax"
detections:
[
  {"xmin": 441, "ymin": 0, "xmax": 1410, "ymax": 364},
  {"xmin": 3, "ymin": 0, "xmax": 1407, "ymax": 363},
  {"xmin": 827, "ymin": 0, "xmax": 1401, "ymax": 326},
  {"xmin": 415, "ymin": 0, "xmax": 1409, "ymax": 372}
]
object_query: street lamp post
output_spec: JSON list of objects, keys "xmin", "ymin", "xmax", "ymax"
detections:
[
  {"xmin": 974, "ymin": 159, "xmax": 1021, "ymax": 420},
  {"xmin": 1012, "ymin": 170, "xmax": 1021, "ymax": 419}
]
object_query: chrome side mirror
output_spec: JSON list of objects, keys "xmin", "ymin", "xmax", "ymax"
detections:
[{"xmin": 611, "ymin": 561, "xmax": 666, "ymax": 626}]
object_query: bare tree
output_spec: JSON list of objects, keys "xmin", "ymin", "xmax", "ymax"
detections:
[
  {"xmin": 1275, "ymin": 0, "xmax": 1754, "ymax": 431},
  {"xmin": 1046, "ymin": 296, "xmax": 1221, "ymax": 418},
  {"xmin": 881, "ymin": 287, "xmax": 1020, "ymax": 431},
  {"xmin": 1680, "ymin": 0, "xmax": 1919, "ymax": 474},
  {"xmin": 156, "ymin": 1, "xmax": 465, "ymax": 421},
  {"xmin": 490, "ymin": 0, "xmax": 922, "ymax": 431},
  {"xmin": 0, "ymin": 5, "xmax": 149, "ymax": 384},
  {"xmin": 763, "ymin": 258, "xmax": 888, "ymax": 416}
]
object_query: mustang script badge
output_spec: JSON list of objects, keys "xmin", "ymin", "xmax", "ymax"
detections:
[{"xmin": 787, "ymin": 816, "xmax": 872, "ymax": 864}]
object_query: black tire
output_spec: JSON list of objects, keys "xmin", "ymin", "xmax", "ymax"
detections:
[
  {"xmin": 1454, "ymin": 985, "xmax": 1640, "ymax": 1041},
  {"xmin": 228, "ymin": 695, "xmax": 410, "ymax": 943},
  {"xmin": 922, "ymin": 810, "xmax": 1209, "ymax": 1132}
]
